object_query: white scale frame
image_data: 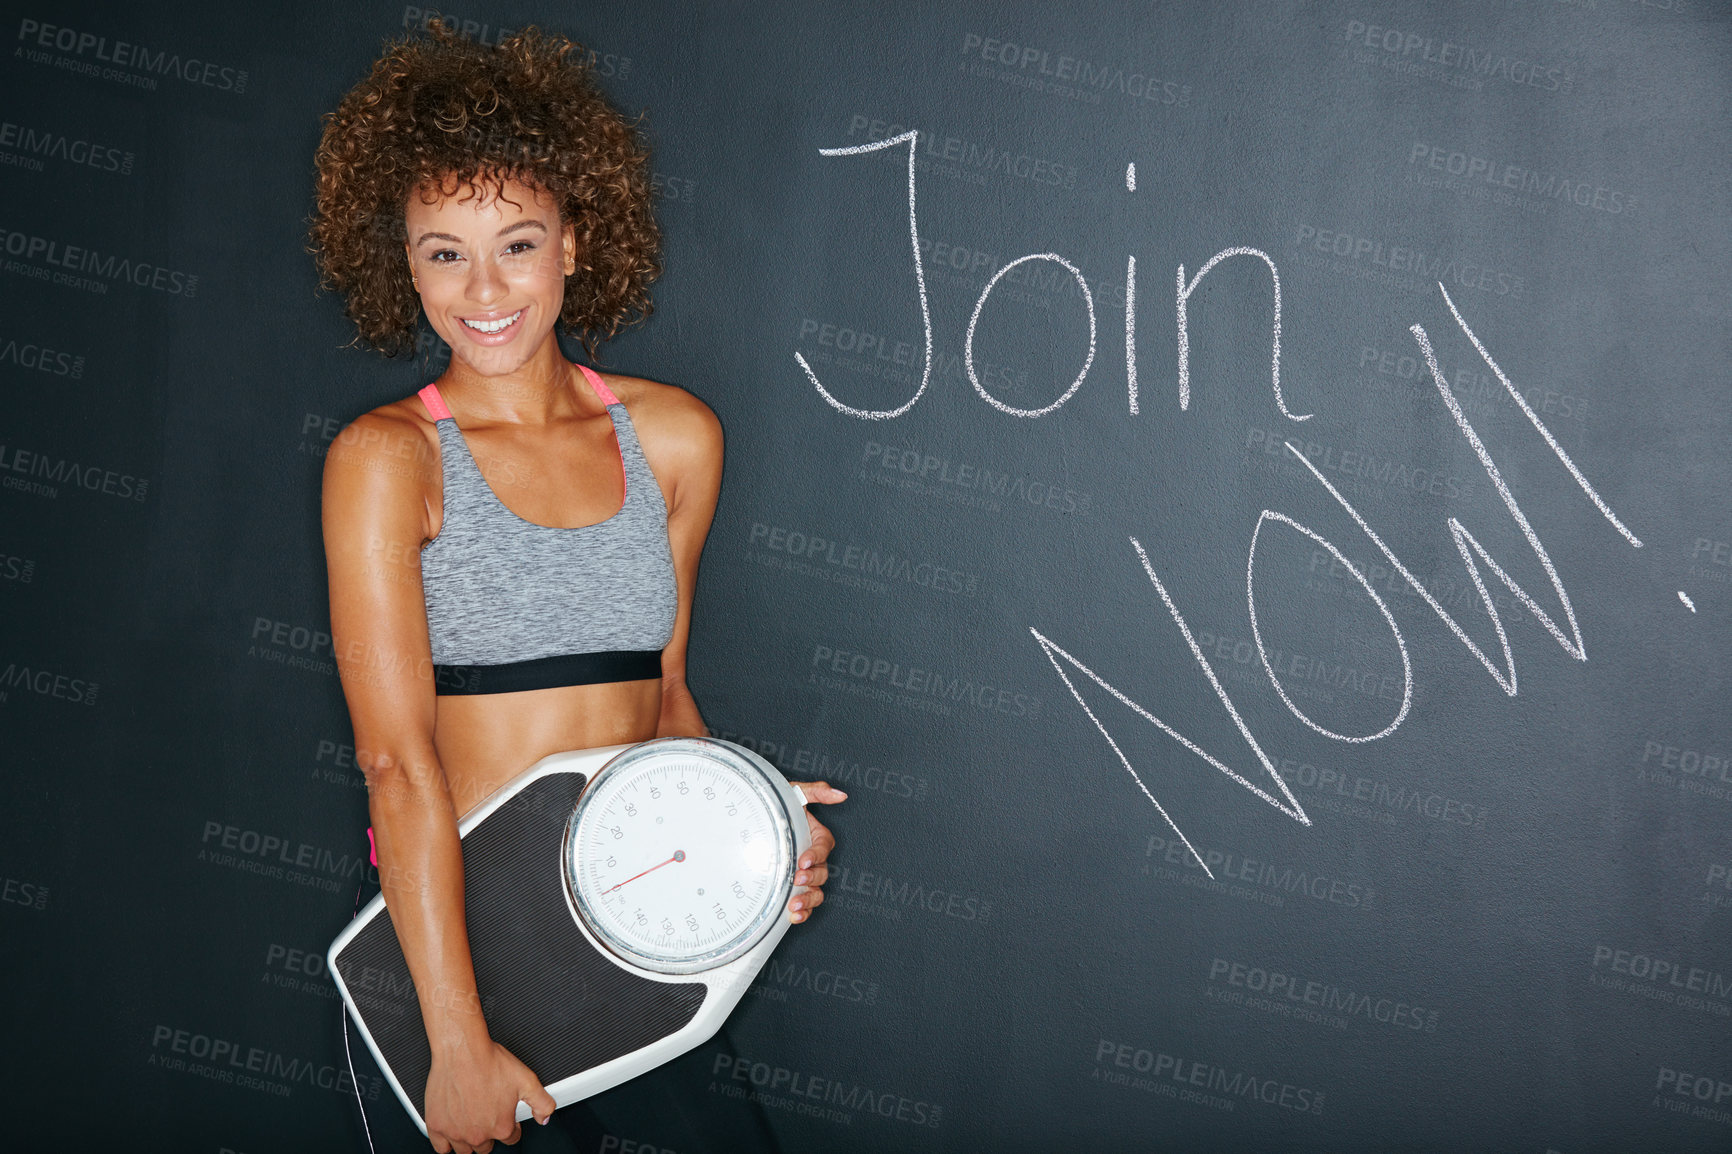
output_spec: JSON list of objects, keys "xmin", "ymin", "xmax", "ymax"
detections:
[{"xmin": 327, "ymin": 739, "xmax": 812, "ymax": 1133}]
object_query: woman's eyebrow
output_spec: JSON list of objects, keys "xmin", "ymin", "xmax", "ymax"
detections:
[{"xmin": 413, "ymin": 220, "xmax": 548, "ymax": 247}]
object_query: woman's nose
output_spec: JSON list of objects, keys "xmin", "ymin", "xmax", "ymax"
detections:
[{"xmin": 465, "ymin": 256, "xmax": 508, "ymax": 304}]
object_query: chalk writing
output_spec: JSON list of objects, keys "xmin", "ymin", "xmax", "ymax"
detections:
[
  {"xmin": 1176, "ymin": 247, "xmax": 1306, "ymax": 421},
  {"xmin": 796, "ymin": 132, "xmax": 933, "ymax": 420},
  {"xmin": 1247, "ymin": 511, "xmax": 1412, "ymax": 743},
  {"xmin": 966, "ymin": 253, "xmax": 1095, "ymax": 417},
  {"xmin": 797, "ymin": 132, "xmax": 1648, "ymax": 865}
]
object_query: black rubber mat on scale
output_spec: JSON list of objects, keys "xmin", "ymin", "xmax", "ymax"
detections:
[{"xmin": 334, "ymin": 769, "xmax": 707, "ymax": 1117}]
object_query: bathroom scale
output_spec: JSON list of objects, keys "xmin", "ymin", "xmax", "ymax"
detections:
[{"xmin": 328, "ymin": 736, "xmax": 811, "ymax": 1133}]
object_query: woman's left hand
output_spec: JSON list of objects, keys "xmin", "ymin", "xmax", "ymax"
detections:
[{"xmin": 789, "ymin": 781, "xmax": 846, "ymax": 923}]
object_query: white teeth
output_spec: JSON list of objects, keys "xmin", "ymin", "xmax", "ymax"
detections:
[{"xmin": 462, "ymin": 309, "xmax": 522, "ymax": 334}]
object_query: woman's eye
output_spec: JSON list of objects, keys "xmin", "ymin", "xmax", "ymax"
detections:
[
  {"xmin": 428, "ymin": 249, "xmax": 461, "ymax": 263},
  {"xmin": 503, "ymin": 241, "xmax": 536, "ymax": 256}
]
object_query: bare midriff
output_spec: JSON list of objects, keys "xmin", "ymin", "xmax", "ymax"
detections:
[{"xmin": 432, "ymin": 678, "xmax": 664, "ymax": 819}]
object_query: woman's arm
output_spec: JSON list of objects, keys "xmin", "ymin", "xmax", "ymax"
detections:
[
  {"xmin": 322, "ymin": 409, "xmax": 553, "ymax": 1154},
  {"xmin": 633, "ymin": 382, "xmax": 846, "ymax": 924},
  {"xmin": 648, "ymin": 387, "xmax": 724, "ymax": 741}
]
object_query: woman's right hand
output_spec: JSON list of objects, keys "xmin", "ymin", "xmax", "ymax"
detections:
[{"xmin": 423, "ymin": 1036, "xmax": 557, "ymax": 1154}]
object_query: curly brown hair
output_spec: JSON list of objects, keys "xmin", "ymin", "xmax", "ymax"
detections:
[{"xmin": 308, "ymin": 24, "xmax": 659, "ymax": 358}]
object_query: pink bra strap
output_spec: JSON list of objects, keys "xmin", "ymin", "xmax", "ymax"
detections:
[
  {"xmin": 577, "ymin": 364, "xmax": 621, "ymax": 406},
  {"xmin": 418, "ymin": 383, "xmax": 453, "ymax": 421},
  {"xmin": 422, "ymin": 373, "xmax": 614, "ymax": 416}
]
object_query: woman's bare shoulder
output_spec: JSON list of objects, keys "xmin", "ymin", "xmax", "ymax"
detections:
[
  {"xmin": 321, "ymin": 394, "xmax": 441, "ymax": 496},
  {"xmin": 601, "ymin": 373, "xmax": 722, "ymax": 453}
]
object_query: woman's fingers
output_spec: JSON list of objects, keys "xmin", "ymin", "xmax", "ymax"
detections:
[
  {"xmin": 799, "ymin": 813, "xmax": 836, "ymax": 873},
  {"xmin": 789, "ymin": 885, "xmax": 827, "ymax": 922},
  {"xmin": 795, "ymin": 780, "xmax": 848, "ymax": 806},
  {"xmin": 525, "ymin": 1079, "xmax": 557, "ymax": 1125},
  {"xmin": 789, "ymin": 782, "xmax": 843, "ymax": 924}
]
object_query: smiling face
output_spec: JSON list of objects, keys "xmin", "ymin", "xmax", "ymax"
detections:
[{"xmin": 404, "ymin": 173, "xmax": 578, "ymax": 378}]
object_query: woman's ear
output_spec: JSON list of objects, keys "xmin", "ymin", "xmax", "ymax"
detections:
[{"xmin": 562, "ymin": 221, "xmax": 579, "ymax": 275}]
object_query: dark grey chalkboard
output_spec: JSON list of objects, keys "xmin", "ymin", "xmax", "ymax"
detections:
[{"xmin": 2, "ymin": 1, "xmax": 1727, "ymax": 1150}]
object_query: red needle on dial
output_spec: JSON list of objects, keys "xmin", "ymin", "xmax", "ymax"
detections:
[{"xmin": 604, "ymin": 849, "xmax": 685, "ymax": 894}]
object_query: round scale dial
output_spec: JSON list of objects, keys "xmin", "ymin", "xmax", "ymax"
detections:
[{"xmin": 564, "ymin": 738, "xmax": 796, "ymax": 975}]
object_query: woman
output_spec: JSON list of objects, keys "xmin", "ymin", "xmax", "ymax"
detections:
[{"xmin": 309, "ymin": 26, "xmax": 843, "ymax": 1154}]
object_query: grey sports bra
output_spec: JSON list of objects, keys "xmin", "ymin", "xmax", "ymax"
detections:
[{"xmin": 416, "ymin": 365, "xmax": 677, "ymax": 695}]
